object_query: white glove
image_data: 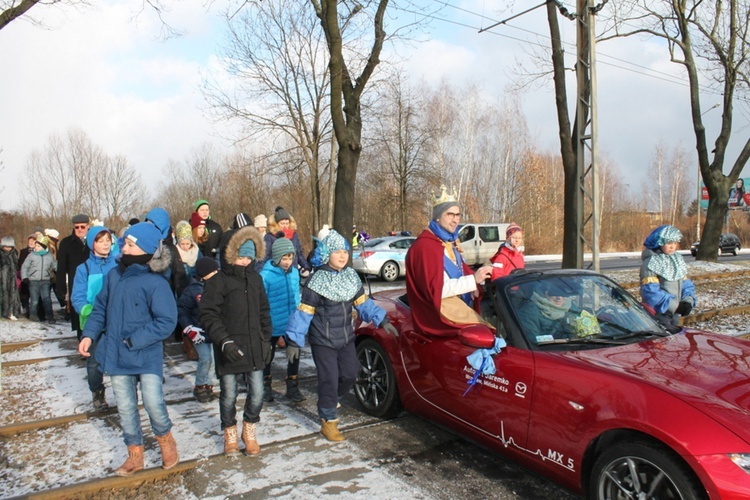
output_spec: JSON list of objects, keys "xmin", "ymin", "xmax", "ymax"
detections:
[
  {"xmin": 381, "ymin": 320, "xmax": 399, "ymax": 337},
  {"xmin": 183, "ymin": 325, "xmax": 205, "ymax": 344}
]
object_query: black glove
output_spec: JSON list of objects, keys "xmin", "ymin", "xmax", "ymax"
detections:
[
  {"xmin": 22, "ymin": 278, "xmax": 29, "ymax": 285},
  {"xmin": 221, "ymin": 340, "xmax": 244, "ymax": 362},
  {"xmin": 675, "ymin": 301, "xmax": 693, "ymax": 316}
]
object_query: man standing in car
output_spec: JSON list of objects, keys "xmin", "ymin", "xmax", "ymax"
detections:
[
  {"xmin": 57, "ymin": 214, "xmax": 91, "ymax": 338},
  {"xmin": 405, "ymin": 186, "xmax": 493, "ymax": 336}
]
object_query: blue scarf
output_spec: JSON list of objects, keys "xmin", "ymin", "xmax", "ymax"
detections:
[{"xmin": 429, "ymin": 220, "xmax": 470, "ymax": 305}]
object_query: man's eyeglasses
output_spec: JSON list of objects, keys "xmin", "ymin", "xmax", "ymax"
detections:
[
  {"xmin": 445, "ymin": 212, "xmax": 462, "ymax": 219},
  {"xmin": 74, "ymin": 225, "xmax": 88, "ymax": 229}
]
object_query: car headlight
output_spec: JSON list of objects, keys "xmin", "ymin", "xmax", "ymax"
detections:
[{"xmin": 729, "ymin": 454, "xmax": 750, "ymax": 473}]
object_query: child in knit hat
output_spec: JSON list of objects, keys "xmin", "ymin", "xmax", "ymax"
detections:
[
  {"xmin": 20, "ymin": 235, "xmax": 57, "ymax": 323},
  {"xmin": 178, "ymin": 256, "xmax": 220, "ymax": 403},
  {"xmin": 78, "ymin": 222, "xmax": 179, "ymax": 476},
  {"xmin": 640, "ymin": 225, "xmax": 696, "ymax": 325},
  {"xmin": 259, "ymin": 237, "xmax": 304, "ymax": 403},
  {"xmin": 175, "ymin": 220, "xmax": 202, "ymax": 279},
  {"xmin": 199, "ymin": 226, "xmax": 272, "ymax": 457},
  {"xmin": 490, "ymin": 223, "xmax": 525, "ymax": 280},
  {"xmin": 0, "ymin": 236, "xmax": 22, "ymax": 320},
  {"xmin": 285, "ymin": 229, "xmax": 397, "ymax": 442}
]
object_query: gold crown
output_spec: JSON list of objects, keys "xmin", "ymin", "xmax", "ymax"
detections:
[{"xmin": 432, "ymin": 185, "xmax": 458, "ymax": 206}]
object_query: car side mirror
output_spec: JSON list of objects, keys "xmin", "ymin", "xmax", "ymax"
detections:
[{"xmin": 458, "ymin": 324, "xmax": 497, "ymax": 349}]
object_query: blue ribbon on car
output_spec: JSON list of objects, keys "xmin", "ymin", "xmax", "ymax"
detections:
[{"xmin": 463, "ymin": 337, "xmax": 506, "ymax": 396}]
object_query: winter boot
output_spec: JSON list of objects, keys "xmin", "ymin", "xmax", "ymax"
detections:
[
  {"xmin": 155, "ymin": 431, "xmax": 179, "ymax": 469},
  {"xmin": 92, "ymin": 388, "xmax": 109, "ymax": 411},
  {"xmin": 224, "ymin": 426, "xmax": 240, "ymax": 456},
  {"xmin": 320, "ymin": 419, "xmax": 345, "ymax": 442},
  {"xmin": 182, "ymin": 336, "xmax": 198, "ymax": 361},
  {"xmin": 193, "ymin": 385, "xmax": 211, "ymax": 403},
  {"xmin": 114, "ymin": 445, "xmax": 144, "ymax": 476},
  {"xmin": 285, "ymin": 375, "xmax": 305, "ymax": 403},
  {"xmin": 263, "ymin": 375, "xmax": 274, "ymax": 402},
  {"xmin": 242, "ymin": 421, "xmax": 261, "ymax": 456}
]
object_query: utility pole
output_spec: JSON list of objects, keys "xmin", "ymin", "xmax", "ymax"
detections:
[{"xmin": 574, "ymin": 0, "xmax": 600, "ymax": 270}]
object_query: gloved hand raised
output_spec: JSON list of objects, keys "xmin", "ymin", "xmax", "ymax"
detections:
[
  {"xmin": 675, "ymin": 301, "xmax": 693, "ymax": 316},
  {"xmin": 221, "ymin": 340, "xmax": 244, "ymax": 362},
  {"xmin": 183, "ymin": 325, "xmax": 206, "ymax": 344},
  {"xmin": 381, "ymin": 319, "xmax": 399, "ymax": 337}
]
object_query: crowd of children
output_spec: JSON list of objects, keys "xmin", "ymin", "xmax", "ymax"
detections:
[{"xmin": 2, "ymin": 200, "xmax": 701, "ymax": 477}]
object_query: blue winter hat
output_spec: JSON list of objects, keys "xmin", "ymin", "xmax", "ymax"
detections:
[
  {"xmin": 144, "ymin": 208, "xmax": 171, "ymax": 240},
  {"xmin": 85, "ymin": 226, "xmax": 112, "ymax": 250},
  {"xmin": 644, "ymin": 225, "xmax": 683, "ymax": 250},
  {"xmin": 311, "ymin": 229, "xmax": 349, "ymax": 266},
  {"xmin": 124, "ymin": 222, "xmax": 161, "ymax": 254},
  {"xmin": 238, "ymin": 239, "xmax": 256, "ymax": 259}
]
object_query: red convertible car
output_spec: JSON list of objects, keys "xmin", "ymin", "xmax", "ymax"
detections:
[{"xmin": 354, "ymin": 270, "xmax": 750, "ymax": 499}]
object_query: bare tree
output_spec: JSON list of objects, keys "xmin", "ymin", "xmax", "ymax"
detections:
[
  {"xmin": 603, "ymin": 0, "xmax": 750, "ymax": 260},
  {"xmin": 206, "ymin": 0, "xmax": 332, "ymax": 231},
  {"xmin": 21, "ymin": 128, "xmax": 144, "ymax": 224},
  {"xmin": 371, "ymin": 71, "xmax": 429, "ymax": 229},
  {"xmin": 310, "ymin": 0, "xmax": 389, "ymax": 237},
  {"xmin": 103, "ymin": 154, "xmax": 147, "ymax": 224}
]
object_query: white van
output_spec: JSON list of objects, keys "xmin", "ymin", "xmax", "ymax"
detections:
[{"xmin": 457, "ymin": 223, "xmax": 510, "ymax": 266}]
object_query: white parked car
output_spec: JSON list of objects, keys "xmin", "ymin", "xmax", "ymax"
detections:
[{"xmin": 352, "ymin": 236, "xmax": 416, "ymax": 282}]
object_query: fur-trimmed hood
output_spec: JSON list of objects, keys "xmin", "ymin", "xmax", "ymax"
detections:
[
  {"xmin": 267, "ymin": 214, "xmax": 298, "ymax": 235},
  {"xmin": 226, "ymin": 226, "xmax": 265, "ymax": 265},
  {"xmin": 148, "ymin": 243, "xmax": 172, "ymax": 274}
]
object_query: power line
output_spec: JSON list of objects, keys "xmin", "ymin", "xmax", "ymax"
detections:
[{"xmin": 392, "ymin": 1, "xmax": 742, "ymax": 102}]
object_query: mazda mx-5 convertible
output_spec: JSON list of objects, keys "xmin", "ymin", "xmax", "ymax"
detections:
[{"xmin": 354, "ymin": 269, "xmax": 750, "ymax": 499}]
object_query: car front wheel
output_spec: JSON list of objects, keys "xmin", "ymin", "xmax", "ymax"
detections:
[
  {"xmin": 590, "ymin": 440, "xmax": 706, "ymax": 500},
  {"xmin": 734, "ymin": 245, "xmax": 739, "ymax": 256},
  {"xmin": 380, "ymin": 260, "xmax": 400, "ymax": 282},
  {"xmin": 354, "ymin": 338, "xmax": 401, "ymax": 419}
]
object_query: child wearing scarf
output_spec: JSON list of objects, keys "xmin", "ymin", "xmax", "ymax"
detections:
[
  {"xmin": 640, "ymin": 225, "xmax": 696, "ymax": 324},
  {"xmin": 285, "ymin": 229, "xmax": 397, "ymax": 442}
]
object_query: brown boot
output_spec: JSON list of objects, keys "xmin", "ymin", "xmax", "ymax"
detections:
[
  {"xmin": 242, "ymin": 422, "xmax": 261, "ymax": 456},
  {"xmin": 114, "ymin": 445, "xmax": 144, "ymax": 476},
  {"xmin": 155, "ymin": 431, "xmax": 179, "ymax": 469},
  {"xmin": 183, "ymin": 336, "xmax": 198, "ymax": 361},
  {"xmin": 320, "ymin": 419, "xmax": 345, "ymax": 442},
  {"xmin": 224, "ymin": 426, "xmax": 240, "ymax": 457}
]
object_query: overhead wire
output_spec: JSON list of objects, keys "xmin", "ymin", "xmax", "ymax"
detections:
[{"xmin": 392, "ymin": 0, "xmax": 739, "ymax": 101}]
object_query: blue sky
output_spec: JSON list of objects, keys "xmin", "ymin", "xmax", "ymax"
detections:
[{"xmin": 0, "ymin": 0, "xmax": 744, "ymax": 212}]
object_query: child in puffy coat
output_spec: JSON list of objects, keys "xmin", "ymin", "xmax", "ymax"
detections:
[
  {"xmin": 640, "ymin": 225, "xmax": 696, "ymax": 325},
  {"xmin": 200, "ymin": 226, "xmax": 272, "ymax": 457},
  {"xmin": 71, "ymin": 226, "xmax": 118, "ymax": 412},
  {"xmin": 177, "ymin": 257, "xmax": 219, "ymax": 403},
  {"xmin": 285, "ymin": 229, "xmax": 397, "ymax": 442},
  {"xmin": 20, "ymin": 235, "xmax": 56, "ymax": 323},
  {"xmin": 78, "ymin": 222, "xmax": 179, "ymax": 477},
  {"xmin": 259, "ymin": 237, "xmax": 304, "ymax": 403}
]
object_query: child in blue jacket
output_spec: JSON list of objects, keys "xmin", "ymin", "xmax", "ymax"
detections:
[
  {"xmin": 286, "ymin": 229, "xmax": 397, "ymax": 442},
  {"xmin": 260, "ymin": 237, "xmax": 304, "ymax": 403},
  {"xmin": 78, "ymin": 222, "xmax": 179, "ymax": 477},
  {"xmin": 71, "ymin": 226, "xmax": 118, "ymax": 412},
  {"xmin": 640, "ymin": 224, "xmax": 697, "ymax": 325},
  {"xmin": 177, "ymin": 257, "xmax": 219, "ymax": 403}
]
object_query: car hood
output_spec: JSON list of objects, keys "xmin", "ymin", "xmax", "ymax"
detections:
[{"xmin": 563, "ymin": 330, "xmax": 750, "ymax": 436}]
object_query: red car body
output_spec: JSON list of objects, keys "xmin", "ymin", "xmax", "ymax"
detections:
[{"xmin": 354, "ymin": 271, "xmax": 750, "ymax": 499}]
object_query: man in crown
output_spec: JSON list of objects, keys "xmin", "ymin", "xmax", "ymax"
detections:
[{"xmin": 405, "ymin": 186, "xmax": 494, "ymax": 336}]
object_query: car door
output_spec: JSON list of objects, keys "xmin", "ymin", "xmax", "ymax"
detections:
[
  {"xmin": 398, "ymin": 321, "xmax": 534, "ymax": 449},
  {"xmin": 458, "ymin": 225, "xmax": 480, "ymax": 265}
]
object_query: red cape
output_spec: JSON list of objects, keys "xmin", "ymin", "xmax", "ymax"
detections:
[{"xmin": 405, "ymin": 229, "xmax": 479, "ymax": 336}]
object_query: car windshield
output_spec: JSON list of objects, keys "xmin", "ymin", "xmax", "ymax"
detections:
[{"xmin": 501, "ymin": 274, "xmax": 666, "ymax": 349}]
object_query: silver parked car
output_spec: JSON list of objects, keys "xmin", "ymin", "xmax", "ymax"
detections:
[{"xmin": 352, "ymin": 236, "xmax": 416, "ymax": 282}]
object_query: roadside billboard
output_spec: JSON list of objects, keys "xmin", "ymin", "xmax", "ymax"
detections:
[{"xmin": 700, "ymin": 177, "xmax": 750, "ymax": 209}]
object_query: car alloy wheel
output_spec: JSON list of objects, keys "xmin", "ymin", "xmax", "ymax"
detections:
[
  {"xmin": 591, "ymin": 441, "xmax": 705, "ymax": 500},
  {"xmin": 380, "ymin": 261, "xmax": 399, "ymax": 282},
  {"xmin": 354, "ymin": 338, "xmax": 401, "ymax": 419}
]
